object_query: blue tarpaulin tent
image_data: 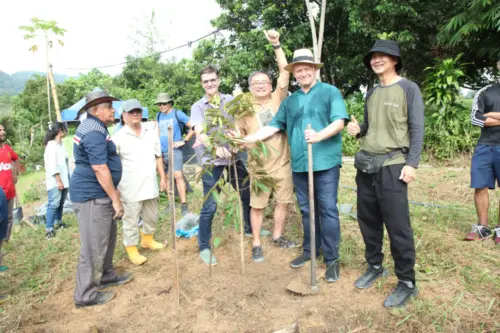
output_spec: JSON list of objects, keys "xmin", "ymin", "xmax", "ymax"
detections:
[{"xmin": 61, "ymin": 88, "xmax": 148, "ymax": 122}]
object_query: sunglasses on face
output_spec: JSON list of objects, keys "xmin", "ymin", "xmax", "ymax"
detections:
[
  {"xmin": 158, "ymin": 103, "xmax": 169, "ymax": 106},
  {"xmin": 127, "ymin": 109, "xmax": 142, "ymax": 115}
]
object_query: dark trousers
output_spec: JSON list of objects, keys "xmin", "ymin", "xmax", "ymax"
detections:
[
  {"xmin": 293, "ymin": 166, "xmax": 341, "ymax": 265},
  {"xmin": 356, "ymin": 163, "xmax": 416, "ymax": 283},
  {"xmin": 198, "ymin": 160, "xmax": 251, "ymax": 251},
  {"xmin": 73, "ymin": 197, "xmax": 117, "ymax": 304}
]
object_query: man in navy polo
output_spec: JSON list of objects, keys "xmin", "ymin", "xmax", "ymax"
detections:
[{"xmin": 70, "ymin": 90, "xmax": 131, "ymax": 308}]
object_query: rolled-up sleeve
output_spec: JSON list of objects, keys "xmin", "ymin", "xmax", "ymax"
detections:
[
  {"xmin": 329, "ymin": 87, "xmax": 349, "ymax": 123},
  {"xmin": 268, "ymin": 100, "xmax": 287, "ymax": 131},
  {"xmin": 190, "ymin": 102, "xmax": 204, "ymax": 126}
]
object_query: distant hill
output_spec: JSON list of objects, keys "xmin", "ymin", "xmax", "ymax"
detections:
[{"xmin": 0, "ymin": 71, "xmax": 72, "ymax": 95}]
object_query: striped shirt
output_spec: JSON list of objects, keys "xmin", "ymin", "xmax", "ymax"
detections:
[{"xmin": 69, "ymin": 114, "xmax": 122, "ymax": 203}]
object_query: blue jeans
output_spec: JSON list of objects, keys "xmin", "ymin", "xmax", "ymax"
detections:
[
  {"xmin": 46, "ymin": 187, "xmax": 68, "ymax": 231},
  {"xmin": 198, "ymin": 160, "xmax": 252, "ymax": 251},
  {"xmin": 292, "ymin": 166, "xmax": 341, "ymax": 265}
]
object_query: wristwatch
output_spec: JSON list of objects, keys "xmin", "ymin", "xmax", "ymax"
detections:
[
  {"xmin": 272, "ymin": 44, "xmax": 281, "ymax": 49},
  {"xmin": 184, "ymin": 140, "xmax": 188, "ymax": 144}
]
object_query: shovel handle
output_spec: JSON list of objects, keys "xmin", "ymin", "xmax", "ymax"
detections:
[{"xmin": 307, "ymin": 124, "xmax": 317, "ymax": 289}]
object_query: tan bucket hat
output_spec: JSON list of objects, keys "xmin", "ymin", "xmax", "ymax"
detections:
[
  {"xmin": 155, "ymin": 93, "xmax": 173, "ymax": 105},
  {"xmin": 284, "ymin": 48, "xmax": 324, "ymax": 72}
]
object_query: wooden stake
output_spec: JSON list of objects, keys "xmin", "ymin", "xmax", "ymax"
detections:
[
  {"xmin": 48, "ymin": 64, "xmax": 62, "ymax": 122},
  {"xmin": 232, "ymin": 160, "xmax": 245, "ymax": 274},
  {"xmin": 307, "ymin": 124, "xmax": 317, "ymax": 290},
  {"xmin": 168, "ymin": 125, "xmax": 180, "ymax": 306}
]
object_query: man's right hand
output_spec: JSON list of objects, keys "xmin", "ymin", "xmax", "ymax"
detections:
[
  {"xmin": 215, "ymin": 146, "xmax": 233, "ymax": 158},
  {"xmin": 347, "ymin": 115, "xmax": 361, "ymax": 136},
  {"xmin": 112, "ymin": 199, "xmax": 124, "ymax": 220},
  {"xmin": 265, "ymin": 30, "xmax": 280, "ymax": 45}
]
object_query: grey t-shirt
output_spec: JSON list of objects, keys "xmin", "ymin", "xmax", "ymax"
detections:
[{"xmin": 190, "ymin": 94, "xmax": 235, "ymax": 166}]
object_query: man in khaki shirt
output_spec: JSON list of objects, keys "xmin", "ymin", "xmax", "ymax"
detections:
[
  {"xmin": 113, "ymin": 99, "xmax": 167, "ymax": 265},
  {"xmin": 236, "ymin": 30, "xmax": 296, "ymax": 263}
]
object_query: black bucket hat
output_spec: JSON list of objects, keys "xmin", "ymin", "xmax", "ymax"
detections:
[{"xmin": 363, "ymin": 40, "xmax": 403, "ymax": 72}]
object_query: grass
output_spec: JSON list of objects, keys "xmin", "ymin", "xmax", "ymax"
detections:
[{"xmin": 1, "ymin": 166, "xmax": 500, "ymax": 332}]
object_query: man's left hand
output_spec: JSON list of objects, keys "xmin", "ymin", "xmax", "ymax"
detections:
[
  {"xmin": 304, "ymin": 129, "xmax": 323, "ymax": 144},
  {"xmin": 173, "ymin": 141, "xmax": 186, "ymax": 148},
  {"xmin": 264, "ymin": 30, "xmax": 280, "ymax": 45},
  {"xmin": 399, "ymin": 165, "xmax": 416, "ymax": 184}
]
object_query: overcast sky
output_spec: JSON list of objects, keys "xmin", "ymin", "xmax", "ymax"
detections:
[{"xmin": 0, "ymin": 0, "xmax": 222, "ymax": 76}]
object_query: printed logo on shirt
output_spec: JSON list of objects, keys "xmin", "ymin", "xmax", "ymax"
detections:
[
  {"xmin": 384, "ymin": 101, "xmax": 400, "ymax": 108},
  {"xmin": 0, "ymin": 162, "xmax": 12, "ymax": 171},
  {"xmin": 159, "ymin": 118, "xmax": 174, "ymax": 137},
  {"xmin": 73, "ymin": 135, "xmax": 81, "ymax": 145},
  {"xmin": 256, "ymin": 108, "xmax": 275, "ymax": 129}
]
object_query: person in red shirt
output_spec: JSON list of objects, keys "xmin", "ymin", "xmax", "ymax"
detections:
[{"xmin": 0, "ymin": 124, "xmax": 19, "ymax": 242}]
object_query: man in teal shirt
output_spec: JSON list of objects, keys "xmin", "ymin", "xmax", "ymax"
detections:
[{"xmin": 242, "ymin": 48, "xmax": 348, "ymax": 282}]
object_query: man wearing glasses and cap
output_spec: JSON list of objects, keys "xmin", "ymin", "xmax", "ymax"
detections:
[
  {"xmin": 347, "ymin": 40, "xmax": 424, "ymax": 308},
  {"xmin": 466, "ymin": 53, "xmax": 500, "ymax": 245},
  {"xmin": 113, "ymin": 99, "xmax": 167, "ymax": 266},
  {"xmin": 242, "ymin": 47, "xmax": 349, "ymax": 282},
  {"xmin": 71, "ymin": 90, "xmax": 131, "ymax": 308},
  {"xmin": 155, "ymin": 93, "xmax": 194, "ymax": 216}
]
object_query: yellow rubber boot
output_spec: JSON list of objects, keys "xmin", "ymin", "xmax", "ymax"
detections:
[
  {"xmin": 125, "ymin": 246, "xmax": 147, "ymax": 265},
  {"xmin": 140, "ymin": 232, "xmax": 164, "ymax": 250}
]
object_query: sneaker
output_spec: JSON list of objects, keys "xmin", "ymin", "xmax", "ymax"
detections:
[
  {"xmin": 46, "ymin": 230, "xmax": 56, "ymax": 239},
  {"xmin": 199, "ymin": 249, "xmax": 217, "ymax": 266},
  {"xmin": 252, "ymin": 245, "xmax": 264, "ymax": 262},
  {"xmin": 75, "ymin": 291, "xmax": 115, "ymax": 309},
  {"xmin": 464, "ymin": 224, "xmax": 492, "ymax": 241},
  {"xmin": 0, "ymin": 294, "xmax": 10, "ymax": 304},
  {"xmin": 55, "ymin": 223, "xmax": 68, "ymax": 230},
  {"xmin": 99, "ymin": 272, "xmax": 133, "ymax": 290},
  {"xmin": 181, "ymin": 204, "xmax": 188, "ymax": 216},
  {"xmin": 244, "ymin": 229, "xmax": 272, "ymax": 238},
  {"xmin": 325, "ymin": 261, "xmax": 340, "ymax": 283},
  {"xmin": 290, "ymin": 253, "xmax": 311, "ymax": 268},
  {"xmin": 383, "ymin": 281, "xmax": 418, "ymax": 308},
  {"xmin": 272, "ymin": 236, "xmax": 298, "ymax": 249},
  {"xmin": 355, "ymin": 265, "xmax": 388, "ymax": 289},
  {"xmin": 494, "ymin": 227, "xmax": 500, "ymax": 246}
]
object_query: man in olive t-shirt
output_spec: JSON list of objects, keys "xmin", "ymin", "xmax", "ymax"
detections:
[{"xmin": 347, "ymin": 40, "xmax": 424, "ymax": 308}]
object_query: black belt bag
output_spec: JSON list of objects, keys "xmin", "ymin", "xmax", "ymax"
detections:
[{"xmin": 354, "ymin": 148, "xmax": 408, "ymax": 174}]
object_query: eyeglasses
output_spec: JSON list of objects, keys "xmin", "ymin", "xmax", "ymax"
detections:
[
  {"xmin": 157, "ymin": 103, "xmax": 169, "ymax": 106},
  {"xmin": 202, "ymin": 78, "xmax": 218, "ymax": 85},
  {"xmin": 251, "ymin": 81, "xmax": 271, "ymax": 87}
]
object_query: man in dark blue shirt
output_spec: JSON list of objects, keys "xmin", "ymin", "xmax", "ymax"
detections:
[
  {"xmin": 466, "ymin": 53, "xmax": 500, "ymax": 244},
  {"xmin": 70, "ymin": 90, "xmax": 131, "ymax": 308}
]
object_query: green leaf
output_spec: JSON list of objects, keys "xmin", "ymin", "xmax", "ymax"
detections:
[{"xmin": 214, "ymin": 237, "xmax": 221, "ymax": 248}]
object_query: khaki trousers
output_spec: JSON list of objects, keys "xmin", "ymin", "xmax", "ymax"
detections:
[{"xmin": 122, "ymin": 198, "xmax": 159, "ymax": 246}]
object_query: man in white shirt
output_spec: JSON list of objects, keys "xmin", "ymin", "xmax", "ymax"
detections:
[{"xmin": 112, "ymin": 99, "xmax": 167, "ymax": 265}]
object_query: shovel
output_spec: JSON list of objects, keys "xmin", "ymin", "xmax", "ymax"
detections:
[{"xmin": 286, "ymin": 124, "xmax": 319, "ymax": 296}]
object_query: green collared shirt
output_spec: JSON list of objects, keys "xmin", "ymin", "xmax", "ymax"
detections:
[{"xmin": 268, "ymin": 81, "xmax": 348, "ymax": 172}]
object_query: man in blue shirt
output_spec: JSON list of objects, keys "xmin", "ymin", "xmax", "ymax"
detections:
[
  {"xmin": 70, "ymin": 90, "xmax": 132, "ymax": 308},
  {"xmin": 155, "ymin": 93, "xmax": 194, "ymax": 216},
  {"xmin": 243, "ymin": 48, "xmax": 349, "ymax": 282}
]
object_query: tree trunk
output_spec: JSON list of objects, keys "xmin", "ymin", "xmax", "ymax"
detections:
[
  {"xmin": 45, "ymin": 33, "xmax": 52, "ymax": 123},
  {"xmin": 48, "ymin": 65, "xmax": 61, "ymax": 122},
  {"xmin": 305, "ymin": 0, "xmax": 319, "ymax": 80}
]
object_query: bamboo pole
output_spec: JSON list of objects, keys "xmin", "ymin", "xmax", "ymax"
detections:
[
  {"xmin": 45, "ymin": 33, "xmax": 52, "ymax": 123},
  {"xmin": 48, "ymin": 64, "xmax": 61, "ymax": 121},
  {"xmin": 232, "ymin": 159, "xmax": 245, "ymax": 274},
  {"xmin": 168, "ymin": 125, "xmax": 180, "ymax": 306},
  {"xmin": 307, "ymin": 124, "xmax": 317, "ymax": 290}
]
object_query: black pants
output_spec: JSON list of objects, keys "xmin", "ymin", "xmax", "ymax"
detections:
[{"xmin": 356, "ymin": 163, "xmax": 416, "ymax": 283}]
